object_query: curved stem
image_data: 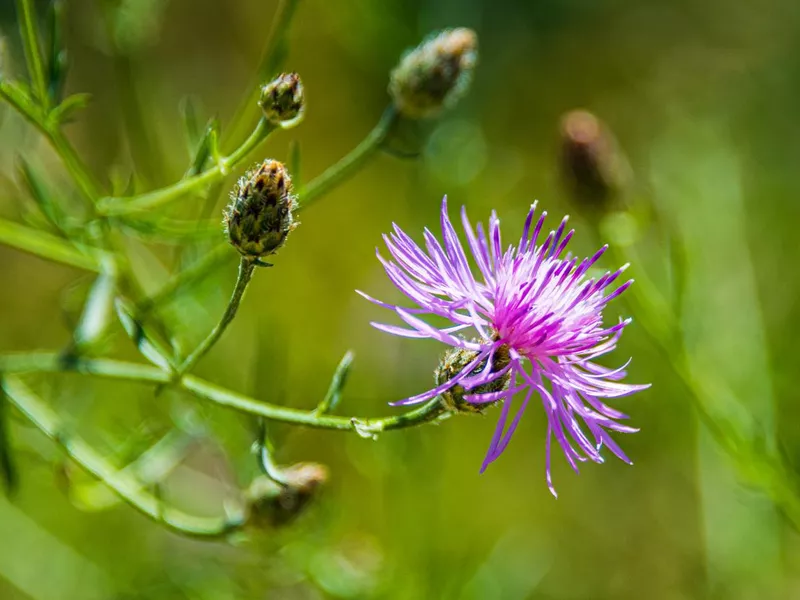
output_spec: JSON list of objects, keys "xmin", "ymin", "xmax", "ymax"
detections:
[
  {"xmin": 48, "ymin": 128, "xmax": 104, "ymax": 203},
  {"xmin": 177, "ymin": 257, "xmax": 256, "ymax": 376},
  {"xmin": 98, "ymin": 119, "xmax": 276, "ymax": 216},
  {"xmin": 16, "ymin": 0, "xmax": 48, "ymax": 109},
  {"xmin": 299, "ymin": 105, "xmax": 398, "ymax": 211},
  {"xmin": 0, "ymin": 352, "xmax": 450, "ymax": 432},
  {"xmin": 2, "ymin": 375, "xmax": 247, "ymax": 539}
]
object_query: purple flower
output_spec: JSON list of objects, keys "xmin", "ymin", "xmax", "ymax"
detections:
[{"xmin": 359, "ymin": 197, "xmax": 649, "ymax": 496}]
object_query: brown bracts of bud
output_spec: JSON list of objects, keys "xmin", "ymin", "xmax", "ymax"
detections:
[
  {"xmin": 245, "ymin": 463, "xmax": 329, "ymax": 528},
  {"xmin": 224, "ymin": 159, "xmax": 297, "ymax": 259},
  {"xmin": 259, "ymin": 73, "xmax": 305, "ymax": 128},
  {"xmin": 436, "ymin": 345, "xmax": 511, "ymax": 414},
  {"xmin": 559, "ymin": 110, "xmax": 631, "ymax": 211},
  {"xmin": 389, "ymin": 28, "xmax": 478, "ymax": 119}
]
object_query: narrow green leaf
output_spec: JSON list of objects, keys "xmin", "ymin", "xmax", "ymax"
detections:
[
  {"xmin": 0, "ymin": 217, "xmax": 100, "ymax": 272},
  {"xmin": 185, "ymin": 118, "xmax": 220, "ymax": 178},
  {"xmin": 16, "ymin": 0, "xmax": 49, "ymax": 109},
  {"xmin": 179, "ymin": 95, "xmax": 203, "ymax": 151},
  {"xmin": 46, "ymin": 0, "xmax": 68, "ymax": 103},
  {"xmin": 17, "ymin": 157, "xmax": 69, "ymax": 234},
  {"xmin": 114, "ymin": 298, "xmax": 175, "ymax": 372},
  {"xmin": 48, "ymin": 93, "xmax": 91, "ymax": 125},
  {"xmin": 315, "ymin": 350, "xmax": 354, "ymax": 415},
  {"xmin": 0, "ymin": 382, "xmax": 19, "ymax": 495},
  {"xmin": 0, "ymin": 79, "xmax": 43, "ymax": 125}
]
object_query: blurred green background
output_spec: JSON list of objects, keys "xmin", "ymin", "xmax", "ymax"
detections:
[{"xmin": 2, "ymin": 0, "xmax": 800, "ymax": 598}]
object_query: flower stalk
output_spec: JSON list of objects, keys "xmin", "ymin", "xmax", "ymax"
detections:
[
  {"xmin": 177, "ymin": 257, "xmax": 256, "ymax": 376},
  {"xmin": 98, "ymin": 118, "xmax": 277, "ymax": 216}
]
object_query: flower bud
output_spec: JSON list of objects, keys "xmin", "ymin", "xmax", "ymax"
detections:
[
  {"xmin": 259, "ymin": 73, "xmax": 305, "ymax": 128},
  {"xmin": 245, "ymin": 462, "xmax": 328, "ymax": 528},
  {"xmin": 436, "ymin": 345, "xmax": 511, "ymax": 413},
  {"xmin": 224, "ymin": 159, "xmax": 297, "ymax": 258},
  {"xmin": 559, "ymin": 110, "xmax": 631, "ymax": 211},
  {"xmin": 389, "ymin": 28, "xmax": 478, "ymax": 119}
]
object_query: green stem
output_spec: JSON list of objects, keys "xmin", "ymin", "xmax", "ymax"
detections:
[
  {"xmin": 99, "ymin": 119, "xmax": 276, "ymax": 216},
  {"xmin": 177, "ymin": 258, "xmax": 255, "ymax": 375},
  {"xmin": 299, "ymin": 105, "xmax": 398, "ymax": 211},
  {"xmin": 1, "ymin": 375, "xmax": 246, "ymax": 539},
  {"xmin": 48, "ymin": 128, "xmax": 104, "ymax": 204},
  {"xmin": 0, "ymin": 352, "xmax": 449, "ymax": 433},
  {"xmin": 0, "ymin": 82, "xmax": 102, "ymax": 205},
  {"xmin": 16, "ymin": 0, "xmax": 48, "ymax": 109},
  {"xmin": 0, "ymin": 217, "xmax": 102, "ymax": 272}
]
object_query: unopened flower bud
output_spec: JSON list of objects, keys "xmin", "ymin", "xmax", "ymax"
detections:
[
  {"xmin": 259, "ymin": 73, "xmax": 305, "ymax": 128},
  {"xmin": 224, "ymin": 159, "xmax": 297, "ymax": 258},
  {"xmin": 245, "ymin": 462, "xmax": 328, "ymax": 528},
  {"xmin": 389, "ymin": 28, "xmax": 478, "ymax": 119},
  {"xmin": 436, "ymin": 345, "xmax": 511, "ymax": 414},
  {"xmin": 559, "ymin": 110, "xmax": 631, "ymax": 211}
]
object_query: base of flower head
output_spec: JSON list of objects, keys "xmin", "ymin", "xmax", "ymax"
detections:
[{"xmin": 436, "ymin": 345, "xmax": 511, "ymax": 414}]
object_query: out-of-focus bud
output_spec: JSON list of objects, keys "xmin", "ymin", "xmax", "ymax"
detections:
[
  {"xmin": 259, "ymin": 73, "xmax": 305, "ymax": 128},
  {"xmin": 245, "ymin": 462, "xmax": 329, "ymax": 528},
  {"xmin": 559, "ymin": 110, "xmax": 631, "ymax": 211},
  {"xmin": 436, "ymin": 345, "xmax": 510, "ymax": 414},
  {"xmin": 389, "ymin": 28, "xmax": 478, "ymax": 119},
  {"xmin": 224, "ymin": 159, "xmax": 297, "ymax": 258}
]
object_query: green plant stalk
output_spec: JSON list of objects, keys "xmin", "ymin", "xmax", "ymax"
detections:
[
  {"xmin": 16, "ymin": 0, "xmax": 49, "ymax": 109},
  {"xmin": 0, "ymin": 83, "xmax": 102, "ymax": 203},
  {"xmin": 299, "ymin": 105, "xmax": 398, "ymax": 210},
  {"xmin": 177, "ymin": 257, "xmax": 256, "ymax": 375},
  {"xmin": 72, "ymin": 429, "xmax": 197, "ymax": 511},
  {"xmin": 2, "ymin": 375, "xmax": 246, "ymax": 539},
  {"xmin": 0, "ymin": 217, "xmax": 102, "ymax": 272},
  {"xmin": 48, "ymin": 128, "xmax": 104, "ymax": 203},
  {"xmin": 0, "ymin": 352, "xmax": 449, "ymax": 433},
  {"xmin": 99, "ymin": 119, "xmax": 276, "ymax": 216}
]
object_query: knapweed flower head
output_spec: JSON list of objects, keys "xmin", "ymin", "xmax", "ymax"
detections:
[
  {"xmin": 559, "ymin": 110, "xmax": 631, "ymax": 211},
  {"xmin": 224, "ymin": 159, "xmax": 297, "ymax": 258},
  {"xmin": 259, "ymin": 72, "xmax": 305, "ymax": 128},
  {"xmin": 359, "ymin": 198, "xmax": 649, "ymax": 496},
  {"xmin": 389, "ymin": 28, "xmax": 478, "ymax": 119}
]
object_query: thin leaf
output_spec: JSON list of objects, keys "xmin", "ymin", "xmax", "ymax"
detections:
[
  {"xmin": 315, "ymin": 350, "xmax": 354, "ymax": 415},
  {"xmin": 114, "ymin": 298, "xmax": 175, "ymax": 372},
  {"xmin": 0, "ymin": 381, "xmax": 19, "ymax": 495},
  {"xmin": 17, "ymin": 157, "xmax": 69, "ymax": 234},
  {"xmin": 180, "ymin": 95, "xmax": 202, "ymax": 150},
  {"xmin": 185, "ymin": 118, "xmax": 220, "ymax": 178},
  {"xmin": 16, "ymin": 0, "xmax": 49, "ymax": 108},
  {"xmin": 48, "ymin": 93, "xmax": 91, "ymax": 125},
  {"xmin": 0, "ymin": 217, "xmax": 100, "ymax": 272},
  {"xmin": 0, "ymin": 79, "xmax": 44, "ymax": 125},
  {"xmin": 46, "ymin": 0, "xmax": 68, "ymax": 103}
]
